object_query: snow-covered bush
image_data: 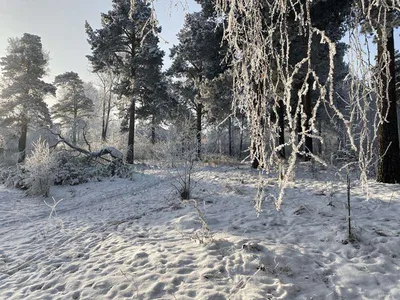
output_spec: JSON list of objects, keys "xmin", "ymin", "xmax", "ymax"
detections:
[
  {"xmin": 53, "ymin": 151, "xmax": 131, "ymax": 185},
  {"xmin": 23, "ymin": 138, "xmax": 57, "ymax": 197},
  {"xmin": 0, "ymin": 166, "xmax": 21, "ymax": 188},
  {"xmin": 0, "ymin": 151, "xmax": 19, "ymax": 167},
  {"xmin": 162, "ymin": 124, "xmax": 199, "ymax": 199},
  {"xmin": 53, "ymin": 153, "xmax": 102, "ymax": 185},
  {"xmin": 0, "ymin": 134, "xmax": 19, "ymax": 167},
  {"xmin": 202, "ymin": 154, "xmax": 242, "ymax": 167},
  {"xmin": 134, "ymin": 132, "xmax": 159, "ymax": 162}
]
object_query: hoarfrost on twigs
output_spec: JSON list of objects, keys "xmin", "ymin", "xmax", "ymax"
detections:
[{"xmin": 132, "ymin": 0, "xmax": 400, "ymax": 210}]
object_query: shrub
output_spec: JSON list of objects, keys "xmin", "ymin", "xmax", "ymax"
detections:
[
  {"xmin": 22, "ymin": 138, "xmax": 57, "ymax": 196},
  {"xmin": 53, "ymin": 151, "xmax": 132, "ymax": 185}
]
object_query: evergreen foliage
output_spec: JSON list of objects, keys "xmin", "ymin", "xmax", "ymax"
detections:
[
  {"xmin": 0, "ymin": 33, "xmax": 56, "ymax": 162},
  {"xmin": 86, "ymin": 0, "xmax": 164, "ymax": 164},
  {"xmin": 52, "ymin": 72, "xmax": 94, "ymax": 146},
  {"xmin": 168, "ymin": 10, "xmax": 228, "ymax": 159}
]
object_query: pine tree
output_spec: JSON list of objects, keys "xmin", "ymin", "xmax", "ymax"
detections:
[
  {"xmin": 136, "ymin": 74, "xmax": 170, "ymax": 144},
  {"xmin": 357, "ymin": 2, "xmax": 400, "ymax": 183},
  {"xmin": 86, "ymin": 0, "xmax": 162, "ymax": 164},
  {"xmin": 169, "ymin": 11, "xmax": 228, "ymax": 159},
  {"xmin": 376, "ymin": 27, "xmax": 400, "ymax": 183},
  {"xmin": 0, "ymin": 33, "xmax": 56, "ymax": 162},
  {"xmin": 52, "ymin": 72, "xmax": 94, "ymax": 146},
  {"xmin": 288, "ymin": 0, "xmax": 351, "ymax": 160},
  {"xmin": 134, "ymin": 33, "xmax": 168, "ymax": 144},
  {"xmin": 202, "ymin": 72, "xmax": 235, "ymax": 156},
  {"xmin": 236, "ymin": 0, "xmax": 350, "ymax": 167},
  {"xmin": 395, "ymin": 50, "xmax": 400, "ymax": 101}
]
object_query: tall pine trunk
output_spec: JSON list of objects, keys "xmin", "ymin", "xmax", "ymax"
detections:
[
  {"xmin": 228, "ymin": 116, "xmax": 233, "ymax": 156},
  {"xmin": 72, "ymin": 101, "xmax": 78, "ymax": 146},
  {"xmin": 126, "ymin": 99, "xmax": 136, "ymax": 164},
  {"xmin": 151, "ymin": 114, "xmax": 156, "ymax": 145},
  {"xmin": 196, "ymin": 103, "xmax": 203, "ymax": 160},
  {"xmin": 101, "ymin": 92, "xmax": 112, "ymax": 142},
  {"xmin": 102, "ymin": 93, "xmax": 107, "ymax": 142},
  {"xmin": 317, "ymin": 120, "xmax": 322, "ymax": 154},
  {"xmin": 296, "ymin": 109, "xmax": 302, "ymax": 158},
  {"xmin": 18, "ymin": 122, "xmax": 28, "ymax": 163},
  {"xmin": 377, "ymin": 28, "xmax": 400, "ymax": 183},
  {"xmin": 278, "ymin": 99, "xmax": 286, "ymax": 159},
  {"xmin": 251, "ymin": 85, "xmax": 264, "ymax": 169},
  {"xmin": 239, "ymin": 113, "xmax": 244, "ymax": 160},
  {"xmin": 303, "ymin": 78, "xmax": 313, "ymax": 160},
  {"xmin": 251, "ymin": 142, "xmax": 260, "ymax": 169},
  {"xmin": 297, "ymin": 79, "xmax": 313, "ymax": 160}
]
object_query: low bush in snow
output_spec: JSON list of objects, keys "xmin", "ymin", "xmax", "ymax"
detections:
[
  {"xmin": 22, "ymin": 138, "xmax": 58, "ymax": 197},
  {"xmin": 53, "ymin": 151, "xmax": 132, "ymax": 186},
  {"xmin": 0, "ymin": 150, "xmax": 19, "ymax": 167},
  {"xmin": 0, "ymin": 166, "xmax": 21, "ymax": 188}
]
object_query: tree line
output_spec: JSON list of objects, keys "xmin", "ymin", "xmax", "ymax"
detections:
[{"xmin": 0, "ymin": 0, "xmax": 399, "ymax": 186}]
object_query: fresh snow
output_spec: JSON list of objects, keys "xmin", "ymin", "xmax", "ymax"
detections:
[{"xmin": 0, "ymin": 163, "xmax": 400, "ymax": 299}]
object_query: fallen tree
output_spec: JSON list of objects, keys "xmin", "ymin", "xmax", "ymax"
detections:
[{"xmin": 48, "ymin": 130, "xmax": 123, "ymax": 163}]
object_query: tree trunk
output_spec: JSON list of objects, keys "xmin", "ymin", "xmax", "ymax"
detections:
[
  {"xmin": 102, "ymin": 92, "xmax": 107, "ymax": 142},
  {"xmin": 296, "ymin": 80, "xmax": 313, "ymax": 161},
  {"xmin": 218, "ymin": 129, "xmax": 222, "ymax": 155},
  {"xmin": 101, "ymin": 123, "xmax": 107, "ymax": 142},
  {"xmin": 303, "ymin": 79, "xmax": 313, "ymax": 161},
  {"xmin": 377, "ymin": 28, "xmax": 400, "ymax": 183},
  {"xmin": 151, "ymin": 114, "xmax": 156, "ymax": 145},
  {"xmin": 18, "ymin": 122, "xmax": 28, "ymax": 163},
  {"xmin": 228, "ymin": 116, "xmax": 233, "ymax": 156},
  {"xmin": 100, "ymin": 74, "xmax": 113, "ymax": 142},
  {"xmin": 239, "ymin": 114, "xmax": 244, "ymax": 160},
  {"xmin": 296, "ymin": 109, "xmax": 302, "ymax": 158},
  {"xmin": 73, "ymin": 97, "xmax": 78, "ymax": 146},
  {"xmin": 278, "ymin": 99, "xmax": 286, "ymax": 159},
  {"xmin": 72, "ymin": 120, "xmax": 77, "ymax": 146},
  {"xmin": 251, "ymin": 142, "xmax": 260, "ymax": 169},
  {"xmin": 317, "ymin": 119, "xmax": 322, "ymax": 154},
  {"xmin": 126, "ymin": 99, "xmax": 136, "ymax": 164},
  {"xmin": 126, "ymin": 34, "xmax": 137, "ymax": 165},
  {"xmin": 251, "ymin": 87, "xmax": 264, "ymax": 169},
  {"xmin": 105, "ymin": 93, "xmax": 112, "ymax": 140},
  {"xmin": 196, "ymin": 103, "xmax": 203, "ymax": 160}
]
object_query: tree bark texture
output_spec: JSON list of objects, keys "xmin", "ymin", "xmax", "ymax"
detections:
[
  {"xmin": 377, "ymin": 28, "xmax": 400, "ymax": 183},
  {"xmin": 72, "ymin": 96, "xmax": 78, "ymax": 146},
  {"xmin": 239, "ymin": 114, "xmax": 244, "ymax": 160},
  {"xmin": 196, "ymin": 103, "xmax": 203, "ymax": 160},
  {"xmin": 278, "ymin": 99, "xmax": 286, "ymax": 159},
  {"xmin": 151, "ymin": 115, "xmax": 156, "ymax": 145},
  {"xmin": 18, "ymin": 122, "xmax": 28, "ymax": 163},
  {"xmin": 303, "ymin": 78, "xmax": 313, "ymax": 161},
  {"xmin": 101, "ymin": 96, "xmax": 110, "ymax": 142},
  {"xmin": 296, "ymin": 79, "xmax": 313, "ymax": 161},
  {"xmin": 228, "ymin": 116, "xmax": 233, "ymax": 156},
  {"xmin": 126, "ymin": 99, "xmax": 136, "ymax": 164}
]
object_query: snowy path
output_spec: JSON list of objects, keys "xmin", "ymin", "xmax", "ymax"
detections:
[{"xmin": 1, "ymin": 165, "xmax": 400, "ymax": 299}]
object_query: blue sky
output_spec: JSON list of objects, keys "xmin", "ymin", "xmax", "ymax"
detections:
[{"xmin": 0, "ymin": 0, "xmax": 200, "ymax": 82}]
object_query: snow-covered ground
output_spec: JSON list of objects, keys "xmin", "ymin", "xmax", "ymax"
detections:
[{"xmin": 1, "ymin": 163, "xmax": 400, "ymax": 299}]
